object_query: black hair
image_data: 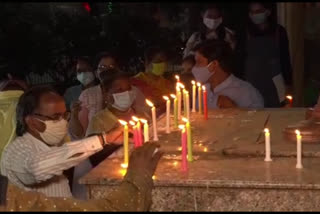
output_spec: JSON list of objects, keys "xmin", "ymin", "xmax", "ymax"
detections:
[
  {"xmin": 101, "ymin": 71, "xmax": 130, "ymax": 93},
  {"xmin": 144, "ymin": 46, "xmax": 167, "ymax": 65},
  {"xmin": 94, "ymin": 52, "xmax": 118, "ymax": 69},
  {"xmin": 76, "ymin": 56, "xmax": 93, "ymax": 68},
  {"xmin": 16, "ymin": 86, "xmax": 57, "ymax": 136},
  {"xmin": 194, "ymin": 40, "xmax": 234, "ymax": 74},
  {"xmin": 182, "ymin": 55, "xmax": 196, "ymax": 66}
]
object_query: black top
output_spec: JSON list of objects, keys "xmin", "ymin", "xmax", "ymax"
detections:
[{"xmin": 0, "ymin": 175, "xmax": 8, "ymax": 206}]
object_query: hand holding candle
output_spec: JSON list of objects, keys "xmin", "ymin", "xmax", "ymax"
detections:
[
  {"xmin": 163, "ymin": 96, "xmax": 171, "ymax": 134},
  {"xmin": 118, "ymin": 120, "xmax": 129, "ymax": 168},
  {"xmin": 146, "ymin": 99, "xmax": 158, "ymax": 141},
  {"xmin": 191, "ymin": 80, "xmax": 196, "ymax": 113},
  {"xmin": 295, "ymin": 130, "xmax": 303, "ymax": 169},
  {"xmin": 264, "ymin": 128, "xmax": 272, "ymax": 162}
]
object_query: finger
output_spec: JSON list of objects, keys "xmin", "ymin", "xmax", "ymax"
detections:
[
  {"xmin": 144, "ymin": 143, "xmax": 161, "ymax": 160},
  {"xmin": 149, "ymin": 151, "xmax": 164, "ymax": 172}
]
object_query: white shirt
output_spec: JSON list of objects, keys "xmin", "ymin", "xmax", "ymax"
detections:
[
  {"xmin": 0, "ymin": 133, "xmax": 103, "ymax": 198},
  {"xmin": 205, "ymin": 74, "xmax": 264, "ymax": 109}
]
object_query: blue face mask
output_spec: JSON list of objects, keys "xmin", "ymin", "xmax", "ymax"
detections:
[{"xmin": 191, "ymin": 62, "xmax": 214, "ymax": 84}]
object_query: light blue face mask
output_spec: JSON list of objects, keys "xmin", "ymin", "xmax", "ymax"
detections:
[{"xmin": 191, "ymin": 62, "xmax": 215, "ymax": 84}]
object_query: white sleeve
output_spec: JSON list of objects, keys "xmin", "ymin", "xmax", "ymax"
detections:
[{"xmin": 183, "ymin": 32, "xmax": 199, "ymax": 58}]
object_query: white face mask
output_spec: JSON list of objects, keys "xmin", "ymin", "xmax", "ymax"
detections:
[
  {"xmin": 112, "ymin": 90, "xmax": 136, "ymax": 111},
  {"xmin": 77, "ymin": 72, "xmax": 95, "ymax": 86},
  {"xmin": 203, "ymin": 17, "xmax": 222, "ymax": 30},
  {"xmin": 37, "ymin": 119, "xmax": 68, "ymax": 146},
  {"xmin": 250, "ymin": 11, "xmax": 268, "ymax": 25}
]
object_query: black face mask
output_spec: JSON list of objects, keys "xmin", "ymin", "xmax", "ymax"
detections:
[{"xmin": 0, "ymin": 174, "xmax": 8, "ymax": 206}]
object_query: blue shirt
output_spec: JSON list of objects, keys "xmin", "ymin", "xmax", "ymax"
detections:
[{"xmin": 205, "ymin": 74, "xmax": 264, "ymax": 109}]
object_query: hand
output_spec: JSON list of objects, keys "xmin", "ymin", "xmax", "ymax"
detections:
[
  {"xmin": 71, "ymin": 101, "xmax": 82, "ymax": 117},
  {"xmin": 217, "ymin": 95, "xmax": 237, "ymax": 108},
  {"xmin": 127, "ymin": 143, "xmax": 163, "ymax": 178}
]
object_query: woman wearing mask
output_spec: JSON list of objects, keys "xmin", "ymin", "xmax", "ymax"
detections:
[
  {"xmin": 63, "ymin": 57, "xmax": 96, "ymax": 111},
  {"xmin": 183, "ymin": 5, "xmax": 236, "ymax": 58},
  {"xmin": 244, "ymin": 2, "xmax": 292, "ymax": 107}
]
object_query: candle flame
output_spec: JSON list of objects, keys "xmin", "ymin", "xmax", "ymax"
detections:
[
  {"xmin": 175, "ymin": 75, "xmax": 180, "ymax": 81},
  {"xmin": 163, "ymin": 96, "xmax": 169, "ymax": 101},
  {"xmin": 204, "ymin": 147, "xmax": 208, "ymax": 152},
  {"xmin": 202, "ymin": 85, "xmax": 206, "ymax": 91},
  {"xmin": 121, "ymin": 163, "xmax": 128, "ymax": 169},
  {"xmin": 170, "ymin": 94, "xmax": 176, "ymax": 99},
  {"xmin": 191, "ymin": 80, "xmax": 196, "ymax": 85},
  {"xmin": 264, "ymin": 128, "xmax": 269, "ymax": 133},
  {"xmin": 295, "ymin": 130, "xmax": 301, "ymax": 136},
  {"xmin": 146, "ymin": 99, "xmax": 154, "ymax": 107},
  {"xmin": 152, "ymin": 175, "xmax": 156, "ymax": 180},
  {"xmin": 286, "ymin": 95, "xmax": 293, "ymax": 100},
  {"xmin": 119, "ymin": 169, "xmax": 127, "ymax": 176},
  {"xmin": 178, "ymin": 147, "xmax": 182, "ymax": 151},
  {"xmin": 182, "ymin": 117, "xmax": 189, "ymax": 123},
  {"xmin": 197, "ymin": 82, "xmax": 201, "ymax": 87},
  {"xmin": 140, "ymin": 119, "xmax": 148, "ymax": 124},
  {"xmin": 129, "ymin": 121, "xmax": 136, "ymax": 126},
  {"xmin": 118, "ymin": 120, "xmax": 127, "ymax": 126},
  {"xmin": 178, "ymin": 124, "xmax": 185, "ymax": 130},
  {"xmin": 177, "ymin": 82, "xmax": 185, "ymax": 89},
  {"xmin": 173, "ymin": 161, "xmax": 178, "ymax": 166},
  {"xmin": 132, "ymin": 116, "xmax": 139, "ymax": 122}
]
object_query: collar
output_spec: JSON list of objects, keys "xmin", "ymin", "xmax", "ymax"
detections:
[{"xmin": 213, "ymin": 74, "xmax": 234, "ymax": 93}]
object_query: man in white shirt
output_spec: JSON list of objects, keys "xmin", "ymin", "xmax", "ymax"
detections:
[
  {"xmin": 191, "ymin": 40, "xmax": 264, "ymax": 109},
  {"xmin": 0, "ymin": 86, "xmax": 122, "ymax": 198}
]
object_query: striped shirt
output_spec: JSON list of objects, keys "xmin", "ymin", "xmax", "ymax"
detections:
[{"xmin": 0, "ymin": 133, "xmax": 102, "ymax": 198}]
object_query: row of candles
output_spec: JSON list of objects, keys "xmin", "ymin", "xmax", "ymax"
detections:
[
  {"xmin": 118, "ymin": 75, "xmax": 207, "ymax": 171},
  {"xmin": 264, "ymin": 128, "xmax": 303, "ymax": 169}
]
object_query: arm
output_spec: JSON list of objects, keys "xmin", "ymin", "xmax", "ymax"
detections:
[
  {"xmin": 68, "ymin": 101, "xmax": 85, "ymax": 139},
  {"xmin": 183, "ymin": 32, "xmax": 198, "ymax": 58}
]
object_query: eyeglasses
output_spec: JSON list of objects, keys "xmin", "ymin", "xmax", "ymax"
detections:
[
  {"xmin": 33, "ymin": 112, "xmax": 71, "ymax": 121},
  {"xmin": 98, "ymin": 64, "xmax": 114, "ymax": 71}
]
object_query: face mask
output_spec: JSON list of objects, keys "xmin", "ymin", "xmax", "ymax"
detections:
[
  {"xmin": 77, "ymin": 72, "xmax": 95, "ymax": 86},
  {"xmin": 112, "ymin": 90, "xmax": 136, "ymax": 111},
  {"xmin": 151, "ymin": 63, "xmax": 166, "ymax": 76},
  {"xmin": 37, "ymin": 119, "xmax": 68, "ymax": 146},
  {"xmin": 191, "ymin": 63, "xmax": 214, "ymax": 84},
  {"xmin": 250, "ymin": 11, "xmax": 268, "ymax": 25},
  {"xmin": 203, "ymin": 17, "xmax": 222, "ymax": 30}
]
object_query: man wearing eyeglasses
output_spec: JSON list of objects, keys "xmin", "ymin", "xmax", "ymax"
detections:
[{"xmin": 0, "ymin": 86, "xmax": 124, "ymax": 198}]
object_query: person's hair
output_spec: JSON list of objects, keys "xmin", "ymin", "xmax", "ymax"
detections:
[
  {"xmin": 247, "ymin": 2, "xmax": 277, "ymax": 36},
  {"xmin": 76, "ymin": 56, "xmax": 93, "ymax": 68},
  {"xmin": 144, "ymin": 46, "xmax": 167, "ymax": 65},
  {"xmin": 16, "ymin": 86, "xmax": 58, "ymax": 136},
  {"xmin": 182, "ymin": 55, "xmax": 196, "ymax": 66},
  {"xmin": 199, "ymin": 4, "xmax": 226, "ymax": 41},
  {"xmin": 94, "ymin": 52, "xmax": 118, "ymax": 69},
  {"xmin": 101, "ymin": 71, "xmax": 130, "ymax": 93},
  {"xmin": 194, "ymin": 40, "xmax": 235, "ymax": 74}
]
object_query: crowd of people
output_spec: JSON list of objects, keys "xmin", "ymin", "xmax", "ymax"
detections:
[{"xmin": 0, "ymin": 2, "xmax": 309, "ymax": 212}]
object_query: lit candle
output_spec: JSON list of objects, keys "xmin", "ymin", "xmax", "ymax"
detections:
[
  {"xmin": 191, "ymin": 80, "xmax": 196, "ymax": 112},
  {"xmin": 146, "ymin": 99, "xmax": 158, "ymax": 141},
  {"xmin": 264, "ymin": 128, "xmax": 272, "ymax": 162},
  {"xmin": 186, "ymin": 91, "xmax": 190, "ymax": 120},
  {"xmin": 129, "ymin": 121, "xmax": 139, "ymax": 148},
  {"xmin": 140, "ymin": 119, "xmax": 149, "ymax": 143},
  {"xmin": 163, "ymin": 96, "xmax": 171, "ymax": 134},
  {"xmin": 132, "ymin": 116, "xmax": 142, "ymax": 147},
  {"xmin": 202, "ymin": 85, "xmax": 208, "ymax": 120},
  {"xmin": 295, "ymin": 130, "xmax": 303, "ymax": 169},
  {"xmin": 118, "ymin": 120, "xmax": 129, "ymax": 168},
  {"xmin": 183, "ymin": 89, "xmax": 187, "ymax": 118},
  {"xmin": 286, "ymin": 95, "xmax": 293, "ymax": 107},
  {"xmin": 182, "ymin": 117, "xmax": 193, "ymax": 162},
  {"xmin": 179, "ymin": 125, "xmax": 188, "ymax": 172},
  {"xmin": 175, "ymin": 74, "xmax": 180, "ymax": 83},
  {"xmin": 177, "ymin": 84, "xmax": 184, "ymax": 119},
  {"xmin": 197, "ymin": 82, "xmax": 202, "ymax": 114},
  {"xmin": 171, "ymin": 94, "xmax": 178, "ymax": 128}
]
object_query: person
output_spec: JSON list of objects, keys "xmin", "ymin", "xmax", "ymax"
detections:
[
  {"xmin": 78, "ymin": 52, "xmax": 146, "ymax": 133},
  {"xmin": 180, "ymin": 55, "xmax": 196, "ymax": 93},
  {"xmin": 63, "ymin": 57, "xmax": 96, "ymax": 111},
  {"xmin": 243, "ymin": 2, "xmax": 292, "ymax": 107},
  {"xmin": 192, "ymin": 40, "xmax": 264, "ymax": 109},
  {"xmin": 132, "ymin": 46, "xmax": 173, "ymax": 107},
  {"xmin": 183, "ymin": 5, "xmax": 236, "ymax": 58},
  {"xmin": 0, "ymin": 86, "xmax": 124, "ymax": 198},
  {"xmin": 0, "ymin": 143, "xmax": 163, "ymax": 211}
]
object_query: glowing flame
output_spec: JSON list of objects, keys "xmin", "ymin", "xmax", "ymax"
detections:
[
  {"xmin": 182, "ymin": 117, "xmax": 189, "ymax": 123},
  {"xmin": 178, "ymin": 147, "xmax": 182, "ymax": 151},
  {"xmin": 173, "ymin": 161, "xmax": 178, "ymax": 166},
  {"xmin": 132, "ymin": 116, "xmax": 139, "ymax": 122},
  {"xmin": 118, "ymin": 120, "xmax": 127, "ymax": 126},
  {"xmin": 203, "ymin": 147, "xmax": 208, "ymax": 152},
  {"xmin": 177, "ymin": 83, "xmax": 185, "ymax": 89},
  {"xmin": 202, "ymin": 85, "xmax": 206, "ymax": 91},
  {"xmin": 129, "ymin": 121, "xmax": 136, "ymax": 126},
  {"xmin": 191, "ymin": 80, "xmax": 196, "ymax": 85},
  {"xmin": 197, "ymin": 82, "xmax": 201, "ymax": 87},
  {"xmin": 163, "ymin": 96, "xmax": 169, "ymax": 101},
  {"xmin": 295, "ymin": 130, "xmax": 301, "ymax": 136},
  {"xmin": 178, "ymin": 124, "xmax": 185, "ymax": 130},
  {"xmin": 170, "ymin": 94, "xmax": 176, "ymax": 99},
  {"xmin": 264, "ymin": 128, "xmax": 269, "ymax": 134},
  {"xmin": 146, "ymin": 99, "xmax": 154, "ymax": 107},
  {"xmin": 121, "ymin": 163, "xmax": 128, "ymax": 169},
  {"xmin": 140, "ymin": 119, "xmax": 148, "ymax": 124},
  {"xmin": 152, "ymin": 175, "xmax": 156, "ymax": 180},
  {"xmin": 286, "ymin": 95, "xmax": 293, "ymax": 100},
  {"xmin": 119, "ymin": 169, "xmax": 127, "ymax": 176},
  {"xmin": 175, "ymin": 75, "xmax": 180, "ymax": 81}
]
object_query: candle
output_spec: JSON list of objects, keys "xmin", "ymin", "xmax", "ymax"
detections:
[
  {"xmin": 295, "ymin": 130, "xmax": 303, "ymax": 169},
  {"xmin": 264, "ymin": 128, "xmax": 272, "ymax": 162},
  {"xmin": 286, "ymin": 95, "xmax": 293, "ymax": 107},
  {"xmin": 202, "ymin": 85, "xmax": 208, "ymax": 120},
  {"xmin": 140, "ymin": 119, "xmax": 149, "ymax": 143},
  {"xmin": 118, "ymin": 120, "xmax": 129, "ymax": 168},
  {"xmin": 175, "ymin": 75, "xmax": 180, "ymax": 83},
  {"xmin": 197, "ymin": 82, "xmax": 202, "ymax": 114},
  {"xmin": 183, "ymin": 89, "xmax": 187, "ymax": 118},
  {"xmin": 179, "ymin": 125, "xmax": 188, "ymax": 172},
  {"xmin": 191, "ymin": 80, "xmax": 196, "ymax": 112},
  {"xmin": 171, "ymin": 94, "xmax": 178, "ymax": 128},
  {"xmin": 182, "ymin": 117, "xmax": 193, "ymax": 162},
  {"xmin": 177, "ymin": 84, "xmax": 183, "ymax": 119},
  {"xmin": 146, "ymin": 99, "xmax": 158, "ymax": 141},
  {"xmin": 129, "ymin": 121, "xmax": 139, "ymax": 148},
  {"xmin": 163, "ymin": 96, "xmax": 171, "ymax": 134},
  {"xmin": 186, "ymin": 91, "xmax": 190, "ymax": 120},
  {"xmin": 132, "ymin": 116, "xmax": 142, "ymax": 147}
]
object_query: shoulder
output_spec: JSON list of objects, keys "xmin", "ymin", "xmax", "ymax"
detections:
[
  {"xmin": 2, "ymin": 136, "xmax": 33, "ymax": 163},
  {"xmin": 187, "ymin": 32, "xmax": 201, "ymax": 42},
  {"xmin": 224, "ymin": 27, "xmax": 235, "ymax": 35},
  {"xmin": 79, "ymin": 85, "xmax": 100, "ymax": 100}
]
